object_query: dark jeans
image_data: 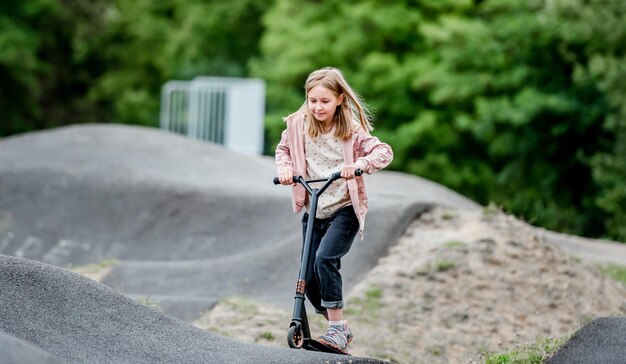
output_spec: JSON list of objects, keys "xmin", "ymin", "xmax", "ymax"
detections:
[{"xmin": 301, "ymin": 205, "xmax": 359, "ymax": 314}]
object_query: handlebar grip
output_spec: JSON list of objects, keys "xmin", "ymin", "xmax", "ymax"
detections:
[
  {"xmin": 331, "ymin": 169, "xmax": 363, "ymax": 180},
  {"xmin": 273, "ymin": 176, "xmax": 300, "ymax": 185}
]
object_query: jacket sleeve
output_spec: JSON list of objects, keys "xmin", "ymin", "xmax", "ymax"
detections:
[
  {"xmin": 275, "ymin": 128, "xmax": 294, "ymax": 173},
  {"xmin": 353, "ymin": 128, "xmax": 394, "ymax": 174}
]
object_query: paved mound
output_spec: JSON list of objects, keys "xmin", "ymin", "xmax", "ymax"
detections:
[
  {"xmin": 546, "ymin": 317, "xmax": 626, "ymax": 364},
  {"xmin": 0, "ymin": 330, "xmax": 66, "ymax": 364},
  {"xmin": 0, "ymin": 254, "xmax": 386, "ymax": 363},
  {"xmin": 0, "ymin": 124, "xmax": 479, "ymax": 320}
]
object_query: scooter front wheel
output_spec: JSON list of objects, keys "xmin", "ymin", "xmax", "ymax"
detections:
[{"xmin": 287, "ymin": 324, "xmax": 304, "ymax": 349}]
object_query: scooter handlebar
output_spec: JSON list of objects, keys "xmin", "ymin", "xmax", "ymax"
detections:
[{"xmin": 273, "ymin": 169, "xmax": 363, "ymax": 185}]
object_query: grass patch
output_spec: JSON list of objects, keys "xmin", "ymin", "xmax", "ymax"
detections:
[
  {"xmin": 435, "ymin": 260, "xmax": 456, "ymax": 272},
  {"xmin": 483, "ymin": 335, "xmax": 571, "ymax": 364},
  {"xmin": 441, "ymin": 210, "xmax": 458, "ymax": 220},
  {"xmin": 135, "ymin": 295, "xmax": 162, "ymax": 312},
  {"xmin": 258, "ymin": 332, "xmax": 276, "ymax": 341},
  {"xmin": 222, "ymin": 296, "xmax": 260, "ymax": 315},
  {"xmin": 443, "ymin": 240, "xmax": 466, "ymax": 249},
  {"xmin": 365, "ymin": 287, "xmax": 383, "ymax": 300},
  {"xmin": 68, "ymin": 258, "xmax": 117, "ymax": 275},
  {"xmin": 345, "ymin": 287, "xmax": 383, "ymax": 322},
  {"xmin": 597, "ymin": 264, "xmax": 626, "ymax": 285},
  {"xmin": 413, "ymin": 259, "xmax": 458, "ymax": 277},
  {"xmin": 483, "ymin": 202, "xmax": 502, "ymax": 219}
]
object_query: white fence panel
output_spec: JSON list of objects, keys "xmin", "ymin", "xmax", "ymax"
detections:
[
  {"xmin": 160, "ymin": 81, "xmax": 190, "ymax": 135},
  {"xmin": 160, "ymin": 77, "xmax": 265, "ymax": 155}
]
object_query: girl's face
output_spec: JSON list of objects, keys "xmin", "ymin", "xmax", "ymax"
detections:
[{"xmin": 307, "ymin": 85, "xmax": 343, "ymax": 124}]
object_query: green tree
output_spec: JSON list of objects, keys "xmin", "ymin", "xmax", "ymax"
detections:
[
  {"xmin": 426, "ymin": 0, "xmax": 626, "ymax": 239},
  {"xmin": 254, "ymin": 0, "xmax": 626, "ymax": 240},
  {"xmin": 572, "ymin": 1, "xmax": 626, "ymax": 240},
  {"xmin": 0, "ymin": 0, "xmax": 110, "ymax": 136},
  {"xmin": 86, "ymin": 0, "xmax": 271, "ymax": 126},
  {"xmin": 0, "ymin": 0, "xmax": 271, "ymax": 135},
  {"xmin": 413, "ymin": 0, "xmax": 616, "ymax": 235},
  {"xmin": 251, "ymin": 0, "xmax": 466, "ymax": 154}
]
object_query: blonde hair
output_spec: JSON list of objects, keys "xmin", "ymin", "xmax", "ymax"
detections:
[{"xmin": 303, "ymin": 67, "xmax": 373, "ymax": 139}]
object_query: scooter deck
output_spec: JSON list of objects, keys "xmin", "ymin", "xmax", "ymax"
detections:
[{"xmin": 304, "ymin": 338, "xmax": 350, "ymax": 355}]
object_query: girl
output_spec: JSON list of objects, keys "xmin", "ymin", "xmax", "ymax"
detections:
[{"xmin": 276, "ymin": 67, "xmax": 393, "ymax": 354}]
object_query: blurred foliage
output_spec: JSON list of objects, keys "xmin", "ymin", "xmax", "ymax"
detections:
[
  {"xmin": 88, "ymin": 0, "xmax": 270, "ymax": 126},
  {"xmin": 1, "ymin": 0, "xmax": 625, "ymax": 241},
  {"xmin": 252, "ymin": 0, "xmax": 626, "ymax": 241},
  {"xmin": 0, "ymin": 0, "xmax": 269, "ymax": 133},
  {"xmin": 0, "ymin": 0, "xmax": 109, "ymax": 135}
]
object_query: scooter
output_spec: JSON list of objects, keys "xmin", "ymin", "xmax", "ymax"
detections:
[{"xmin": 273, "ymin": 169, "xmax": 362, "ymax": 355}]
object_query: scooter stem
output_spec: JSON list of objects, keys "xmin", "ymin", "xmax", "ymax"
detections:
[{"xmin": 291, "ymin": 185, "xmax": 319, "ymax": 339}]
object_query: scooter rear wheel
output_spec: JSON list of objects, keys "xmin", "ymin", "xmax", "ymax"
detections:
[{"xmin": 287, "ymin": 325, "xmax": 304, "ymax": 349}]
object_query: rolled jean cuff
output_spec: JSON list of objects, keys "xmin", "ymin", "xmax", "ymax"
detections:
[{"xmin": 321, "ymin": 300, "xmax": 344, "ymax": 309}]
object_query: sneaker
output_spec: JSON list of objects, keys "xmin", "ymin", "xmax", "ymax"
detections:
[
  {"xmin": 318, "ymin": 326, "xmax": 349, "ymax": 354},
  {"xmin": 343, "ymin": 320, "xmax": 353, "ymax": 345},
  {"xmin": 319, "ymin": 313, "xmax": 353, "ymax": 344}
]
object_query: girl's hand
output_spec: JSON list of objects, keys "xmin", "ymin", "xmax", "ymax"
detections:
[
  {"xmin": 278, "ymin": 170, "xmax": 295, "ymax": 185},
  {"xmin": 340, "ymin": 164, "xmax": 359, "ymax": 179}
]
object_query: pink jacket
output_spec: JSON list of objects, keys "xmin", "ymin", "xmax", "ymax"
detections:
[{"xmin": 275, "ymin": 108, "xmax": 393, "ymax": 235}]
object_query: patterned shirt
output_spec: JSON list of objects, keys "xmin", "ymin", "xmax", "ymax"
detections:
[{"xmin": 304, "ymin": 129, "xmax": 352, "ymax": 218}]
